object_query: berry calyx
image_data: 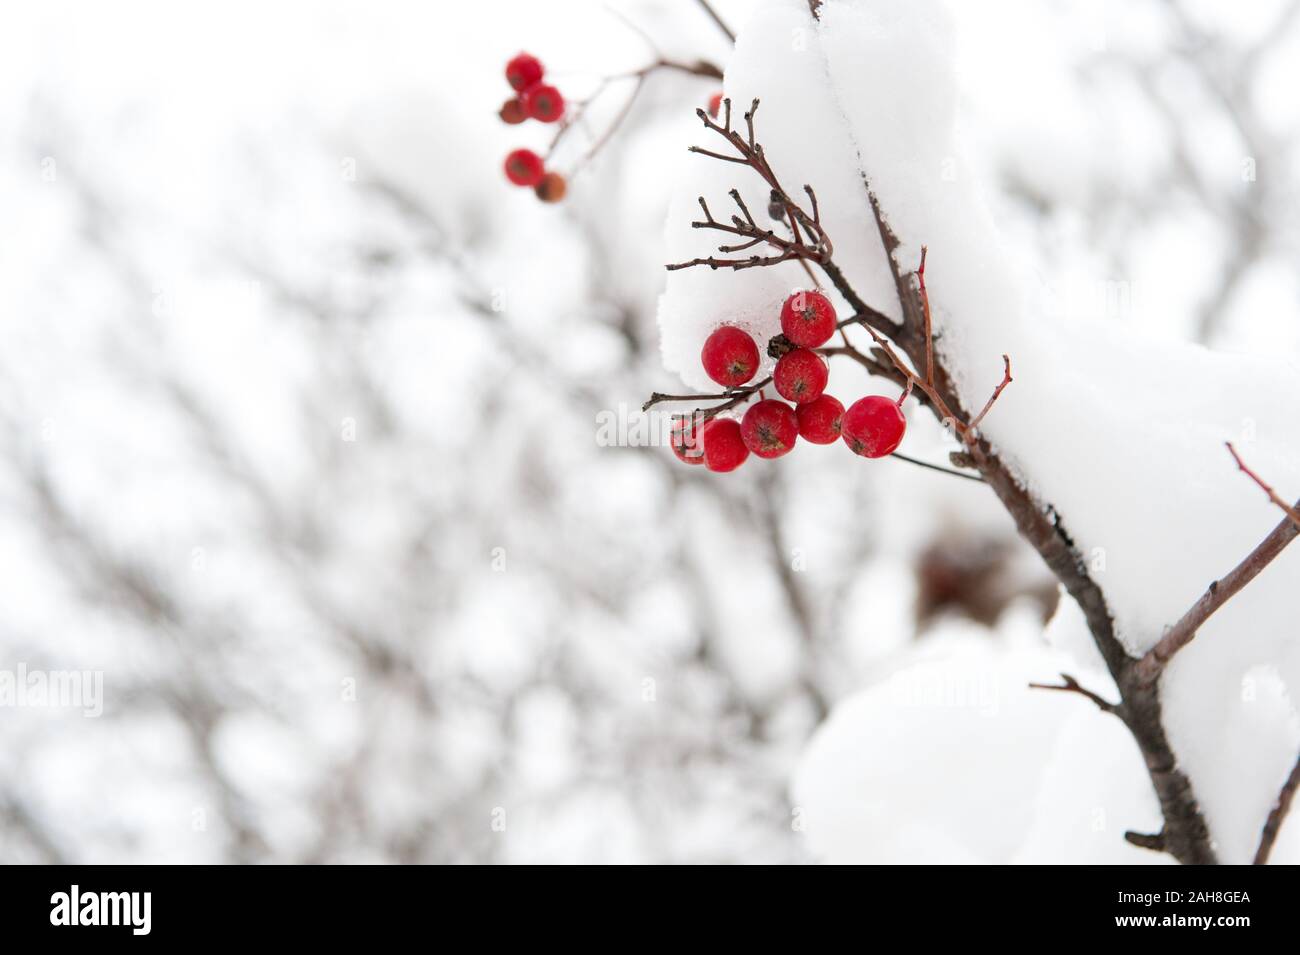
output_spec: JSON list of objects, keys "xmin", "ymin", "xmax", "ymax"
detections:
[
  {"xmin": 796, "ymin": 394, "xmax": 844, "ymax": 444},
  {"xmin": 780, "ymin": 289, "xmax": 837, "ymax": 348},
  {"xmin": 524, "ymin": 83, "xmax": 565, "ymax": 123},
  {"xmin": 773, "ymin": 348, "xmax": 828, "ymax": 404},
  {"xmin": 504, "ymin": 149, "xmax": 545, "ymax": 187},
  {"xmin": 535, "ymin": 171, "xmax": 567, "ymax": 203},
  {"xmin": 499, "ymin": 97, "xmax": 527, "ymax": 125},
  {"xmin": 670, "ymin": 418, "xmax": 704, "ymax": 466},
  {"xmin": 702, "ymin": 418, "xmax": 749, "ymax": 472},
  {"xmin": 741, "ymin": 400, "xmax": 798, "ymax": 459},
  {"xmin": 708, "ymin": 92, "xmax": 723, "ymax": 118},
  {"xmin": 701, "ymin": 325, "xmax": 760, "ymax": 387},
  {"xmin": 506, "ymin": 53, "xmax": 544, "ymax": 92},
  {"xmin": 842, "ymin": 394, "xmax": 907, "ymax": 458}
]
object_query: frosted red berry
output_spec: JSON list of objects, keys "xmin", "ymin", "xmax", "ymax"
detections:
[
  {"xmin": 701, "ymin": 325, "xmax": 759, "ymax": 387},
  {"xmin": 702, "ymin": 418, "xmax": 749, "ymax": 472},
  {"xmin": 741, "ymin": 400, "xmax": 798, "ymax": 459},
  {"xmin": 796, "ymin": 394, "xmax": 844, "ymax": 444},
  {"xmin": 506, "ymin": 53, "xmax": 544, "ymax": 92},
  {"xmin": 708, "ymin": 92, "xmax": 723, "ymax": 118},
  {"xmin": 524, "ymin": 83, "xmax": 565, "ymax": 123},
  {"xmin": 773, "ymin": 348, "xmax": 828, "ymax": 404},
  {"xmin": 842, "ymin": 394, "xmax": 907, "ymax": 458},
  {"xmin": 504, "ymin": 149, "xmax": 545, "ymax": 187},
  {"xmin": 780, "ymin": 290, "xmax": 837, "ymax": 347},
  {"xmin": 670, "ymin": 418, "xmax": 704, "ymax": 466},
  {"xmin": 499, "ymin": 97, "xmax": 527, "ymax": 125}
]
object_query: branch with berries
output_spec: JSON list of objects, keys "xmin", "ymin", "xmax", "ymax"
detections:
[
  {"xmin": 498, "ymin": 44, "xmax": 725, "ymax": 204},
  {"xmin": 646, "ymin": 99, "xmax": 1012, "ymax": 478},
  {"xmin": 645, "ymin": 85, "xmax": 1244, "ymax": 864},
  {"xmin": 508, "ymin": 2, "xmax": 1294, "ymax": 865}
]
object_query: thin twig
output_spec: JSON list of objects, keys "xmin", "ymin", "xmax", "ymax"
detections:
[
  {"xmin": 1255, "ymin": 754, "xmax": 1300, "ymax": 864},
  {"xmin": 964, "ymin": 355, "xmax": 1013, "ymax": 443},
  {"xmin": 889, "ymin": 452, "xmax": 984, "ymax": 483},
  {"xmin": 1028, "ymin": 673, "xmax": 1118, "ymax": 714},
  {"xmin": 1227, "ymin": 442, "xmax": 1300, "ymax": 528},
  {"xmin": 642, "ymin": 376, "xmax": 772, "ymax": 421},
  {"xmin": 1125, "ymin": 831, "xmax": 1167, "ymax": 852},
  {"xmin": 553, "ymin": 55, "xmax": 724, "ymax": 171},
  {"xmin": 917, "ymin": 247, "xmax": 933, "ymax": 385},
  {"xmin": 694, "ymin": 0, "xmax": 736, "ymax": 43},
  {"xmin": 671, "ymin": 99, "xmax": 835, "ymax": 275},
  {"xmin": 1136, "ymin": 446, "xmax": 1300, "ymax": 683}
]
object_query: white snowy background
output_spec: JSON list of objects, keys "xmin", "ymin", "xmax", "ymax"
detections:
[{"xmin": 1, "ymin": 0, "xmax": 1297, "ymax": 863}]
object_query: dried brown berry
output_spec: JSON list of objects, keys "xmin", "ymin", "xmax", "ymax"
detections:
[
  {"xmin": 535, "ymin": 171, "xmax": 567, "ymax": 203},
  {"xmin": 499, "ymin": 98, "xmax": 527, "ymax": 125}
]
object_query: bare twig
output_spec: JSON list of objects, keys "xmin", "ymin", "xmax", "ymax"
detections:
[
  {"xmin": 1028, "ymin": 673, "xmax": 1118, "ymax": 714},
  {"xmin": 670, "ymin": 100, "xmax": 835, "ymax": 274},
  {"xmin": 1255, "ymin": 754, "xmax": 1300, "ymax": 864},
  {"xmin": 1136, "ymin": 445, "xmax": 1300, "ymax": 683},
  {"xmin": 552, "ymin": 55, "xmax": 724, "ymax": 175},
  {"xmin": 917, "ymin": 247, "xmax": 933, "ymax": 385},
  {"xmin": 1228, "ymin": 441, "xmax": 1300, "ymax": 528},
  {"xmin": 641, "ymin": 376, "xmax": 773, "ymax": 430},
  {"xmin": 965, "ymin": 355, "xmax": 1013, "ymax": 442},
  {"xmin": 888, "ymin": 452, "xmax": 984, "ymax": 483},
  {"xmin": 694, "ymin": 0, "xmax": 736, "ymax": 43},
  {"xmin": 1125, "ymin": 830, "xmax": 1167, "ymax": 852}
]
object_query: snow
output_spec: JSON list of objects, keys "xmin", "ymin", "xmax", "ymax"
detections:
[
  {"xmin": 660, "ymin": 0, "xmax": 1300, "ymax": 863},
  {"xmin": 793, "ymin": 627, "xmax": 1111, "ymax": 864}
]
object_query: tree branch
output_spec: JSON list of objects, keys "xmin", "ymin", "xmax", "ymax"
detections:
[
  {"xmin": 855, "ymin": 134, "xmax": 1216, "ymax": 864},
  {"xmin": 694, "ymin": 0, "xmax": 736, "ymax": 44},
  {"xmin": 1135, "ymin": 444, "xmax": 1300, "ymax": 684},
  {"xmin": 1255, "ymin": 754, "xmax": 1300, "ymax": 864},
  {"xmin": 652, "ymin": 83, "xmax": 1240, "ymax": 863},
  {"xmin": 1228, "ymin": 441, "xmax": 1300, "ymax": 528}
]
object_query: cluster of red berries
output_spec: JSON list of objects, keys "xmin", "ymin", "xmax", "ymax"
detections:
[
  {"xmin": 500, "ymin": 53, "xmax": 567, "ymax": 203},
  {"xmin": 672, "ymin": 290, "xmax": 908, "ymax": 473}
]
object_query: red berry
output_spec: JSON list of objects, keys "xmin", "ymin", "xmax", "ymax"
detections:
[
  {"xmin": 773, "ymin": 348, "xmax": 828, "ymax": 404},
  {"xmin": 504, "ymin": 149, "xmax": 545, "ymax": 187},
  {"xmin": 780, "ymin": 290, "xmax": 837, "ymax": 347},
  {"xmin": 842, "ymin": 395, "xmax": 907, "ymax": 458},
  {"xmin": 796, "ymin": 394, "xmax": 844, "ymax": 444},
  {"xmin": 499, "ymin": 97, "xmax": 527, "ymax": 124},
  {"xmin": 670, "ymin": 418, "xmax": 704, "ymax": 466},
  {"xmin": 708, "ymin": 92, "xmax": 723, "ymax": 118},
  {"xmin": 524, "ymin": 83, "xmax": 565, "ymax": 123},
  {"xmin": 506, "ymin": 53, "xmax": 544, "ymax": 92},
  {"xmin": 702, "ymin": 418, "xmax": 749, "ymax": 472},
  {"xmin": 700, "ymin": 325, "xmax": 759, "ymax": 387},
  {"xmin": 741, "ymin": 400, "xmax": 798, "ymax": 459}
]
